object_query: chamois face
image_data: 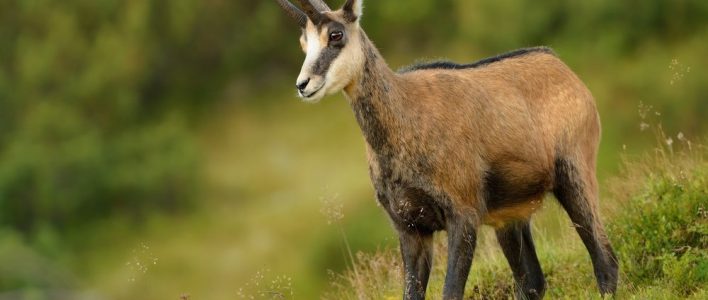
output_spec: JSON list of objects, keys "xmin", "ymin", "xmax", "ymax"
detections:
[
  {"xmin": 277, "ymin": 0, "xmax": 365, "ymax": 103},
  {"xmin": 296, "ymin": 14, "xmax": 364, "ymax": 102}
]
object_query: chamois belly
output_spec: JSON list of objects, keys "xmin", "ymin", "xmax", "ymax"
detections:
[
  {"xmin": 481, "ymin": 159, "xmax": 553, "ymax": 227},
  {"xmin": 483, "ymin": 197, "xmax": 545, "ymax": 228}
]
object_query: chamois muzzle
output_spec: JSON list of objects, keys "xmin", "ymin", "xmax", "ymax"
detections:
[{"xmin": 296, "ymin": 78, "xmax": 310, "ymax": 93}]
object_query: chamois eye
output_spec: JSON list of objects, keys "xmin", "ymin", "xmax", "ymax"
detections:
[{"xmin": 329, "ymin": 31, "xmax": 343, "ymax": 42}]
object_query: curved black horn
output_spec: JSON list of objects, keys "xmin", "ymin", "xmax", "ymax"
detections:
[
  {"xmin": 295, "ymin": 0, "xmax": 323, "ymax": 24},
  {"xmin": 310, "ymin": 0, "xmax": 331, "ymax": 12},
  {"xmin": 276, "ymin": 0, "xmax": 307, "ymax": 27}
]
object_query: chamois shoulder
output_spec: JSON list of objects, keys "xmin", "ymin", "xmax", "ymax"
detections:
[{"xmin": 397, "ymin": 46, "xmax": 556, "ymax": 73}]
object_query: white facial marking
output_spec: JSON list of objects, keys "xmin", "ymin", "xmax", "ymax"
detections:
[
  {"xmin": 302, "ymin": 25, "xmax": 321, "ymax": 75},
  {"xmin": 296, "ymin": 22, "xmax": 325, "ymax": 101},
  {"xmin": 324, "ymin": 25, "xmax": 364, "ymax": 95}
]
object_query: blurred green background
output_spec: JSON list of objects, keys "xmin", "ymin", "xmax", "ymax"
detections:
[{"xmin": 0, "ymin": 0, "xmax": 706, "ymax": 299}]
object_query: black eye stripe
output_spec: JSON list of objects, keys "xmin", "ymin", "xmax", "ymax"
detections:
[
  {"xmin": 311, "ymin": 45, "xmax": 343, "ymax": 76},
  {"xmin": 306, "ymin": 21, "xmax": 346, "ymax": 76}
]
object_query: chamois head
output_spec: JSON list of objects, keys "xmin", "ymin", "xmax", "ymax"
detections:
[{"xmin": 277, "ymin": 0, "xmax": 365, "ymax": 102}]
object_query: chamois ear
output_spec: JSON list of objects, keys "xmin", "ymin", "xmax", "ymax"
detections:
[{"xmin": 342, "ymin": 0, "xmax": 363, "ymax": 23}]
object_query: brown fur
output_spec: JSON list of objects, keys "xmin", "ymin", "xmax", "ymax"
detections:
[
  {"xmin": 483, "ymin": 197, "xmax": 544, "ymax": 228},
  {"xmin": 346, "ymin": 44, "xmax": 600, "ymax": 228}
]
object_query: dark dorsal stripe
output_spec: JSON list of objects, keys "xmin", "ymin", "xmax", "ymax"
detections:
[{"xmin": 398, "ymin": 46, "xmax": 556, "ymax": 73}]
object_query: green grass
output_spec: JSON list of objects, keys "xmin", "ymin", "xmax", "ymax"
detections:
[
  {"xmin": 2, "ymin": 90, "xmax": 703, "ymax": 300},
  {"xmin": 43, "ymin": 92, "xmax": 396, "ymax": 300},
  {"xmin": 43, "ymin": 97, "xmax": 702, "ymax": 300},
  {"xmin": 4, "ymin": 87, "xmax": 702, "ymax": 300},
  {"xmin": 2, "ymin": 1, "xmax": 707, "ymax": 298},
  {"xmin": 324, "ymin": 135, "xmax": 707, "ymax": 299}
]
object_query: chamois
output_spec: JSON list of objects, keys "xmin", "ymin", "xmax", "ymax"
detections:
[{"xmin": 275, "ymin": 1, "xmax": 618, "ymax": 299}]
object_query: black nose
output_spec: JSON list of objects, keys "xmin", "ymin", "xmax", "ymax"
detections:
[{"xmin": 296, "ymin": 78, "xmax": 310, "ymax": 92}]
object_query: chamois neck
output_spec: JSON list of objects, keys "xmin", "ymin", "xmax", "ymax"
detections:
[
  {"xmin": 343, "ymin": 33, "xmax": 397, "ymax": 103},
  {"xmin": 344, "ymin": 32, "xmax": 400, "ymax": 154}
]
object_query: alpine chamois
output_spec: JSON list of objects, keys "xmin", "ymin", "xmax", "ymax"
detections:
[{"xmin": 275, "ymin": 1, "xmax": 618, "ymax": 299}]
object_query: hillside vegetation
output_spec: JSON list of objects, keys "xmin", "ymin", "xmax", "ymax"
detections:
[{"xmin": 324, "ymin": 135, "xmax": 707, "ymax": 299}]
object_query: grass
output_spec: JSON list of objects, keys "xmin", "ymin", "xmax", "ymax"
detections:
[
  {"xmin": 7, "ymin": 76, "xmax": 700, "ymax": 299},
  {"xmin": 58, "ymin": 95, "xmax": 704, "ymax": 300},
  {"xmin": 57, "ymin": 91, "xmax": 395, "ymax": 300},
  {"xmin": 3, "ymin": 91, "xmax": 701, "ymax": 300},
  {"xmin": 324, "ymin": 132, "xmax": 707, "ymax": 300}
]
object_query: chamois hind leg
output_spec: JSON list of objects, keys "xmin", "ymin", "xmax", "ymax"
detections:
[
  {"xmin": 495, "ymin": 221, "xmax": 546, "ymax": 300},
  {"xmin": 553, "ymin": 157, "xmax": 618, "ymax": 295}
]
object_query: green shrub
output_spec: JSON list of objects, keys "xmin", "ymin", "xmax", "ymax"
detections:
[
  {"xmin": 0, "ymin": 1, "xmax": 203, "ymax": 234},
  {"xmin": 661, "ymin": 248, "xmax": 708, "ymax": 295},
  {"xmin": 327, "ymin": 139, "xmax": 707, "ymax": 299},
  {"xmin": 0, "ymin": 230, "xmax": 72, "ymax": 291},
  {"xmin": 608, "ymin": 145, "xmax": 707, "ymax": 296},
  {"xmin": 0, "ymin": 102, "xmax": 198, "ymax": 232}
]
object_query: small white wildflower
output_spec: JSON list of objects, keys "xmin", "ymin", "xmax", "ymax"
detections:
[
  {"xmin": 669, "ymin": 59, "xmax": 690, "ymax": 85},
  {"xmin": 638, "ymin": 101, "xmax": 649, "ymax": 119},
  {"xmin": 320, "ymin": 191, "xmax": 344, "ymax": 225},
  {"xmin": 670, "ymin": 59, "xmax": 678, "ymax": 69},
  {"xmin": 666, "ymin": 137, "xmax": 673, "ymax": 147},
  {"xmin": 126, "ymin": 242, "xmax": 158, "ymax": 282},
  {"xmin": 640, "ymin": 122, "xmax": 650, "ymax": 131}
]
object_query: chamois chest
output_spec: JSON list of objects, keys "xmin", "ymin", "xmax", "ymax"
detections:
[
  {"xmin": 374, "ymin": 180, "xmax": 447, "ymax": 234},
  {"xmin": 367, "ymin": 148, "xmax": 447, "ymax": 234}
]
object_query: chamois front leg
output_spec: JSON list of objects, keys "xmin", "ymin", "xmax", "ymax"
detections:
[
  {"xmin": 399, "ymin": 230, "xmax": 433, "ymax": 300},
  {"xmin": 378, "ymin": 186, "xmax": 437, "ymax": 300},
  {"xmin": 443, "ymin": 212, "xmax": 477, "ymax": 300}
]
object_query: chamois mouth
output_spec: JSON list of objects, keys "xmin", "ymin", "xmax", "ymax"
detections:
[{"xmin": 300, "ymin": 83, "xmax": 325, "ymax": 99}]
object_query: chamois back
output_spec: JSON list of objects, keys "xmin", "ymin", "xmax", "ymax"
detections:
[{"xmin": 398, "ymin": 47, "xmax": 556, "ymax": 73}]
